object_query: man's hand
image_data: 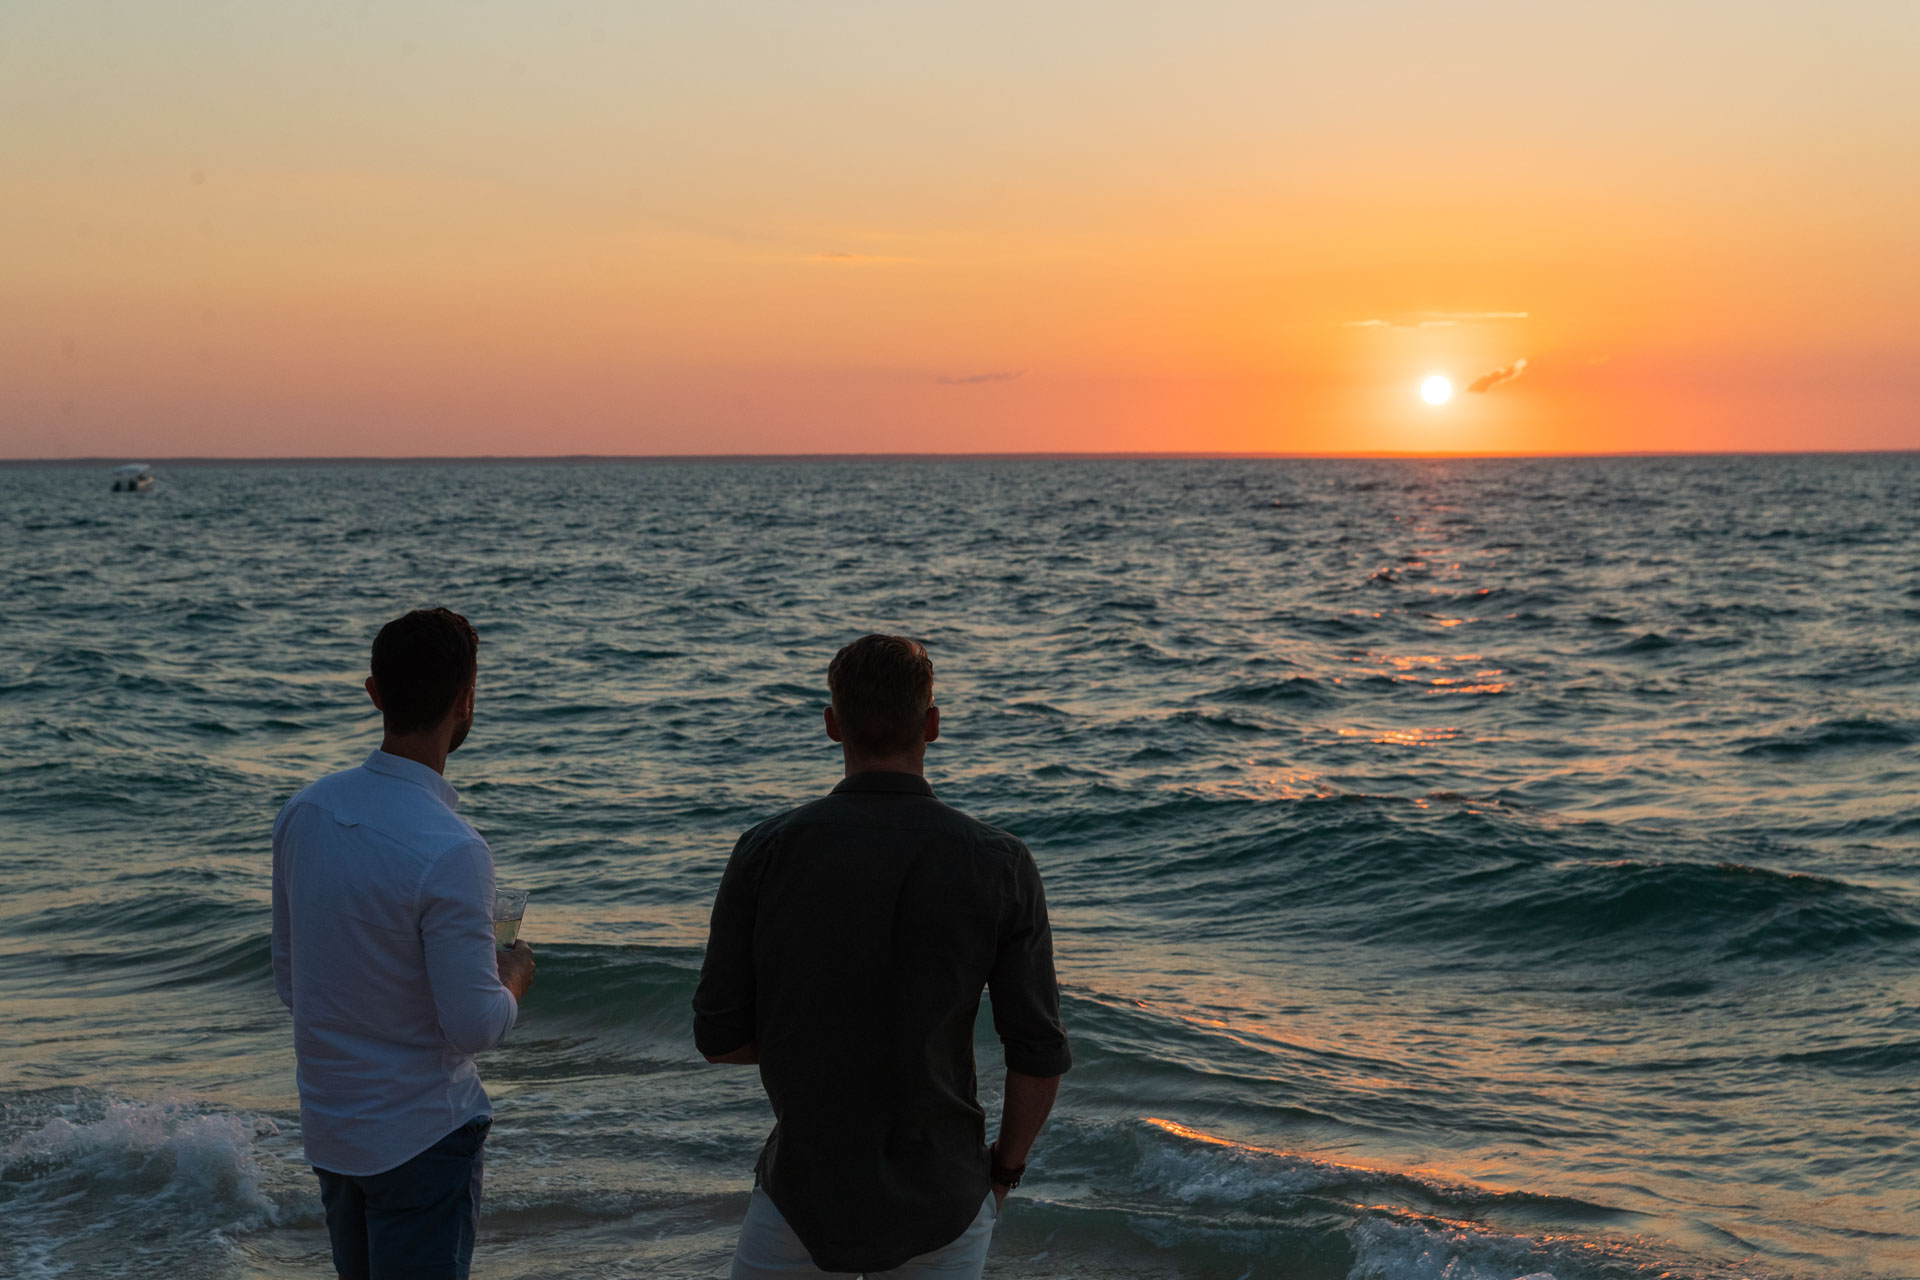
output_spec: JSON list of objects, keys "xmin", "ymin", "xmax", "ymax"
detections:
[
  {"xmin": 497, "ymin": 940, "xmax": 535, "ymax": 1001},
  {"xmin": 990, "ymin": 1069, "xmax": 1061, "ymax": 1212}
]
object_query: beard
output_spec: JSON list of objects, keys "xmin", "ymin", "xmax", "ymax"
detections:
[{"xmin": 447, "ymin": 711, "xmax": 474, "ymax": 754}]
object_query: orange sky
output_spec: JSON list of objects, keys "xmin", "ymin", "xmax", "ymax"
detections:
[{"xmin": 3, "ymin": 2, "xmax": 1916, "ymax": 458}]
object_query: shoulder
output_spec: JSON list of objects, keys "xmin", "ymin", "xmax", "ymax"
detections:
[
  {"xmin": 283, "ymin": 764, "xmax": 355, "ymax": 803},
  {"xmin": 723, "ymin": 791, "xmax": 872, "ymax": 868},
  {"xmin": 730, "ymin": 806, "xmax": 806, "ymax": 861},
  {"xmin": 931, "ymin": 799, "xmax": 1034, "ymax": 869},
  {"xmin": 273, "ymin": 765, "xmax": 359, "ymax": 828},
  {"xmin": 419, "ymin": 832, "xmax": 493, "ymax": 889}
]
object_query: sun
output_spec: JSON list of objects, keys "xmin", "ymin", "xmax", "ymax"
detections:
[{"xmin": 1421, "ymin": 375, "xmax": 1453, "ymax": 405}]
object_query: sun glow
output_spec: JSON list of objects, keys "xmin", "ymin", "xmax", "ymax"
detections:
[{"xmin": 1421, "ymin": 375, "xmax": 1453, "ymax": 405}]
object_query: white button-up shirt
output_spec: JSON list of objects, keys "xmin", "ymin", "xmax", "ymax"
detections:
[{"xmin": 271, "ymin": 749, "xmax": 518, "ymax": 1175}]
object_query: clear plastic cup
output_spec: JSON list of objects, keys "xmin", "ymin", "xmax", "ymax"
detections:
[{"xmin": 493, "ymin": 887, "xmax": 530, "ymax": 950}]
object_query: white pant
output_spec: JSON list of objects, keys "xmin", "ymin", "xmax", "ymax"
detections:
[{"xmin": 730, "ymin": 1188, "xmax": 998, "ymax": 1279}]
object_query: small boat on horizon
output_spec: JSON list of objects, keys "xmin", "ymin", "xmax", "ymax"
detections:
[{"xmin": 110, "ymin": 464, "xmax": 154, "ymax": 493}]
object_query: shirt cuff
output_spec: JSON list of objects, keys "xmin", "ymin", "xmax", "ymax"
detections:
[
  {"xmin": 694, "ymin": 1015, "xmax": 754, "ymax": 1059},
  {"xmin": 1003, "ymin": 1038, "xmax": 1072, "ymax": 1077}
]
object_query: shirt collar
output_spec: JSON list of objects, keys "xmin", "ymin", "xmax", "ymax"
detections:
[
  {"xmin": 363, "ymin": 749, "xmax": 460, "ymax": 809},
  {"xmin": 832, "ymin": 770, "xmax": 936, "ymax": 798}
]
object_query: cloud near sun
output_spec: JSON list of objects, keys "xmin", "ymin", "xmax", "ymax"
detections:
[
  {"xmin": 1467, "ymin": 358, "xmax": 1529, "ymax": 393},
  {"xmin": 935, "ymin": 369, "xmax": 1026, "ymax": 385},
  {"xmin": 1343, "ymin": 311, "xmax": 1530, "ymax": 328}
]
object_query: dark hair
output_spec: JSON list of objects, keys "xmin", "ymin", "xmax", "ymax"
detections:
[
  {"xmin": 828, "ymin": 634, "xmax": 935, "ymax": 757},
  {"xmin": 370, "ymin": 608, "xmax": 479, "ymax": 735}
]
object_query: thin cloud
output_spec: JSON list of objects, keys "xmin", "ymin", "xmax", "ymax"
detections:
[
  {"xmin": 936, "ymin": 369, "xmax": 1026, "ymax": 385},
  {"xmin": 1343, "ymin": 310, "xmax": 1529, "ymax": 329},
  {"xmin": 1467, "ymin": 357, "xmax": 1529, "ymax": 393},
  {"xmin": 1345, "ymin": 317, "xmax": 1462, "ymax": 328},
  {"xmin": 809, "ymin": 251, "xmax": 917, "ymax": 265}
]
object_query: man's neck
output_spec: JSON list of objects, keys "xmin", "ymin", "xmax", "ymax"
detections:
[
  {"xmin": 842, "ymin": 752, "xmax": 925, "ymax": 778},
  {"xmin": 379, "ymin": 734, "xmax": 450, "ymax": 776}
]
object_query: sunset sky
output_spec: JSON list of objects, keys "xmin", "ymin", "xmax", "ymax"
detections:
[{"xmin": 3, "ymin": 2, "xmax": 1916, "ymax": 458}]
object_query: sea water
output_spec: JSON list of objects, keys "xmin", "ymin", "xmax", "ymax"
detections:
[{"xmin": 0, "ymin": 456, "xmax": 1915, "ymax": 1279}]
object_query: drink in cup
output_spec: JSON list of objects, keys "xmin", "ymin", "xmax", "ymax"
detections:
[{"xmin": 493, "ymin": 887, "xmax": 530, "ymax": 949}]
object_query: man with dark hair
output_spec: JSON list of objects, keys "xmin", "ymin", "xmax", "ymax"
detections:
[
  {"xmin": 272, "ymin": 607, "xmax": 534, "ymax": 1280},
  {"xmin": 695, "ymin": 634, "xmax": 1070, "ymax": 1279}
]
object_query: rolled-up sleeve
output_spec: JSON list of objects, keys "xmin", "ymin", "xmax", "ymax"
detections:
[
  {"xmin": 692, "ymin": 831, "xmax": 765, "ymax": 1058},
  {"xmin": 420, "ymin": 838, "xmax": 518, "ymax": 1056},
  {"xmin": 988, "ymin": 845, "xmax": 1072, "ymax": 1077}
]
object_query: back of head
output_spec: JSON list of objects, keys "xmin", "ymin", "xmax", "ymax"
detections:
[
  {"xmin": 370, "ymin": 608, "xmax": 479, "ymax": 735},
  {"xmin": 828, "ymin": 634, "xmax": 935, "ymax": 758}
]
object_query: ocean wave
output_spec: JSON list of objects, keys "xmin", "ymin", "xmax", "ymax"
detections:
[
  {"xmin": 516, "ymin": 943, "xmax": 702, "ymax": 1037},
  {"xmin": 1735, "ymin": 718, "xmax": 1916, "ymax": 758},
  {"xmin": 27, "ymin": 646, "xmax": 121, "ymax": 677},
  {"xmin": 1403, "ymin": 857, "xmax": 1920, "ymax": 961},
  {"xmin": 0, "ymin": 1099, "xmax": 278, "ymax": 1215},
  {"xmin": 1597, "ymin": 633, "xmax": 1674, "ymax": 655},
  {"xmin": 1346, "ymin": 1217, "xmax": 1655, "ymax": 1280},
  {"xmin": 1010, "ymin": 1114, "xmax": 1689, "ymax": 1280},
  {"xmin": 1023, "ymin": 792, "xmax": 1919, "ymax": 964},
  {"xmin": 5, "ymin": 889, "xmax": 253, "ymax": 941},
  {"xmin": 1210, "ymin": 677, "xmax": 1335, "ymax": 706},
  {"xmin": 564, "ymin": 641, "xmax": 683, "ymax": 665},
  {"xmin": 1774, "ymin": 1038, "xmax": 1920, "ymax": 1075},
  {"xmin": 0, "ymin": 1096, "xmax": 302, "ymax": 1277},
  {"xmin": 1039, "ymin": 792, "xmax": 1549, "ymax": 890},
  {"xmin": 1168, "ymin": 708, "xmax": 1275, "ymax": 735},
  {"xmin": 141, "ymin": 932, "xmax": 276, "ymax": 991}
]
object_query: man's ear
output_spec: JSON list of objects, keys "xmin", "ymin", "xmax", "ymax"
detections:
[
  {"xmin": 456, "ymin": 680, "xmax": 476, "ymax": 720},
  {"xmin": 824, "ymin": 704, "xmax": 844, "ymax": 743},
  {"xmin": 365, "ymin": 675, "xmax": 383, "ymax": 711},
  {"xmin": 925, "ymin": 705, "xmax": 940, "ymax": 744}
]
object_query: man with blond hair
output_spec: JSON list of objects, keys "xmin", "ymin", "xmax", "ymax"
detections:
[{"xmin": 695, "ymin": 633, "xmax": 1071, "ymax": 1278}]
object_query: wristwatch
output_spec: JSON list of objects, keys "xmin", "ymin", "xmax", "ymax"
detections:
[{"xmin": 988, "ymin": 1142, "xmax": 1025, "ymax": 1190}]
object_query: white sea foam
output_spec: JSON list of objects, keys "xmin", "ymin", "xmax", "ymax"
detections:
[
  {"xmin": 1349, "ymin": 1217, "xmax": 1572, "ymax": 1280},
  {"xmin": 2, "ymin": 1097, "xmax": 283, "ymax": 1233},
  {"xmin": 1135, "ymin": 1135, "xmax": 1333, "ymax": 1205}
]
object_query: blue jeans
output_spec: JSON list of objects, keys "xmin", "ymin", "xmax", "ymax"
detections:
[{"xmin": 314, "ymin": 1117, "xmax": 490, "ymax": 1280}]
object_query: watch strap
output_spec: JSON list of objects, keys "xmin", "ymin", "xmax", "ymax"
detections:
[{"xmin": 988, "ymin": 1142, "xmax": 1026, "ymax": 1189}]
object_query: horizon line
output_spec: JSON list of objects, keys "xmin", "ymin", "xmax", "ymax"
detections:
[{"xmin": 5, "ymin": 447, "xmax": 1919, "ymax": 467}]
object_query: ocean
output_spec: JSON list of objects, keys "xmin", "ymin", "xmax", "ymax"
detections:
[{"xmin": 1, "ymin": 455, "xmax": 1915, "ymax": 1279}]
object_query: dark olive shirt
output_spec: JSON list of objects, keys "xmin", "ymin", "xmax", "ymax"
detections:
[{"xmin": 692, "ymin": 771, "xmax": 1071, "ymax": 1273}]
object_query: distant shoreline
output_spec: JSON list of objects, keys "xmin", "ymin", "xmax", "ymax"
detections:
[{"xmin": 5, "ymin": 448, "xmax": 1918, "ymax": 467}]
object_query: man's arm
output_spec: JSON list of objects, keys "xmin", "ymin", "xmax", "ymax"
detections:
[
  {"xmin": 986, "ymin": 845, "xmax": 1072, "ymax": 1199},
  {"xmin": 692, "ymin": 831, "xmax": 765, "ymax": 1064},
  {"xmin": 420, "ymin": 839, "xmax": 522, "ymax": 1055}
]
